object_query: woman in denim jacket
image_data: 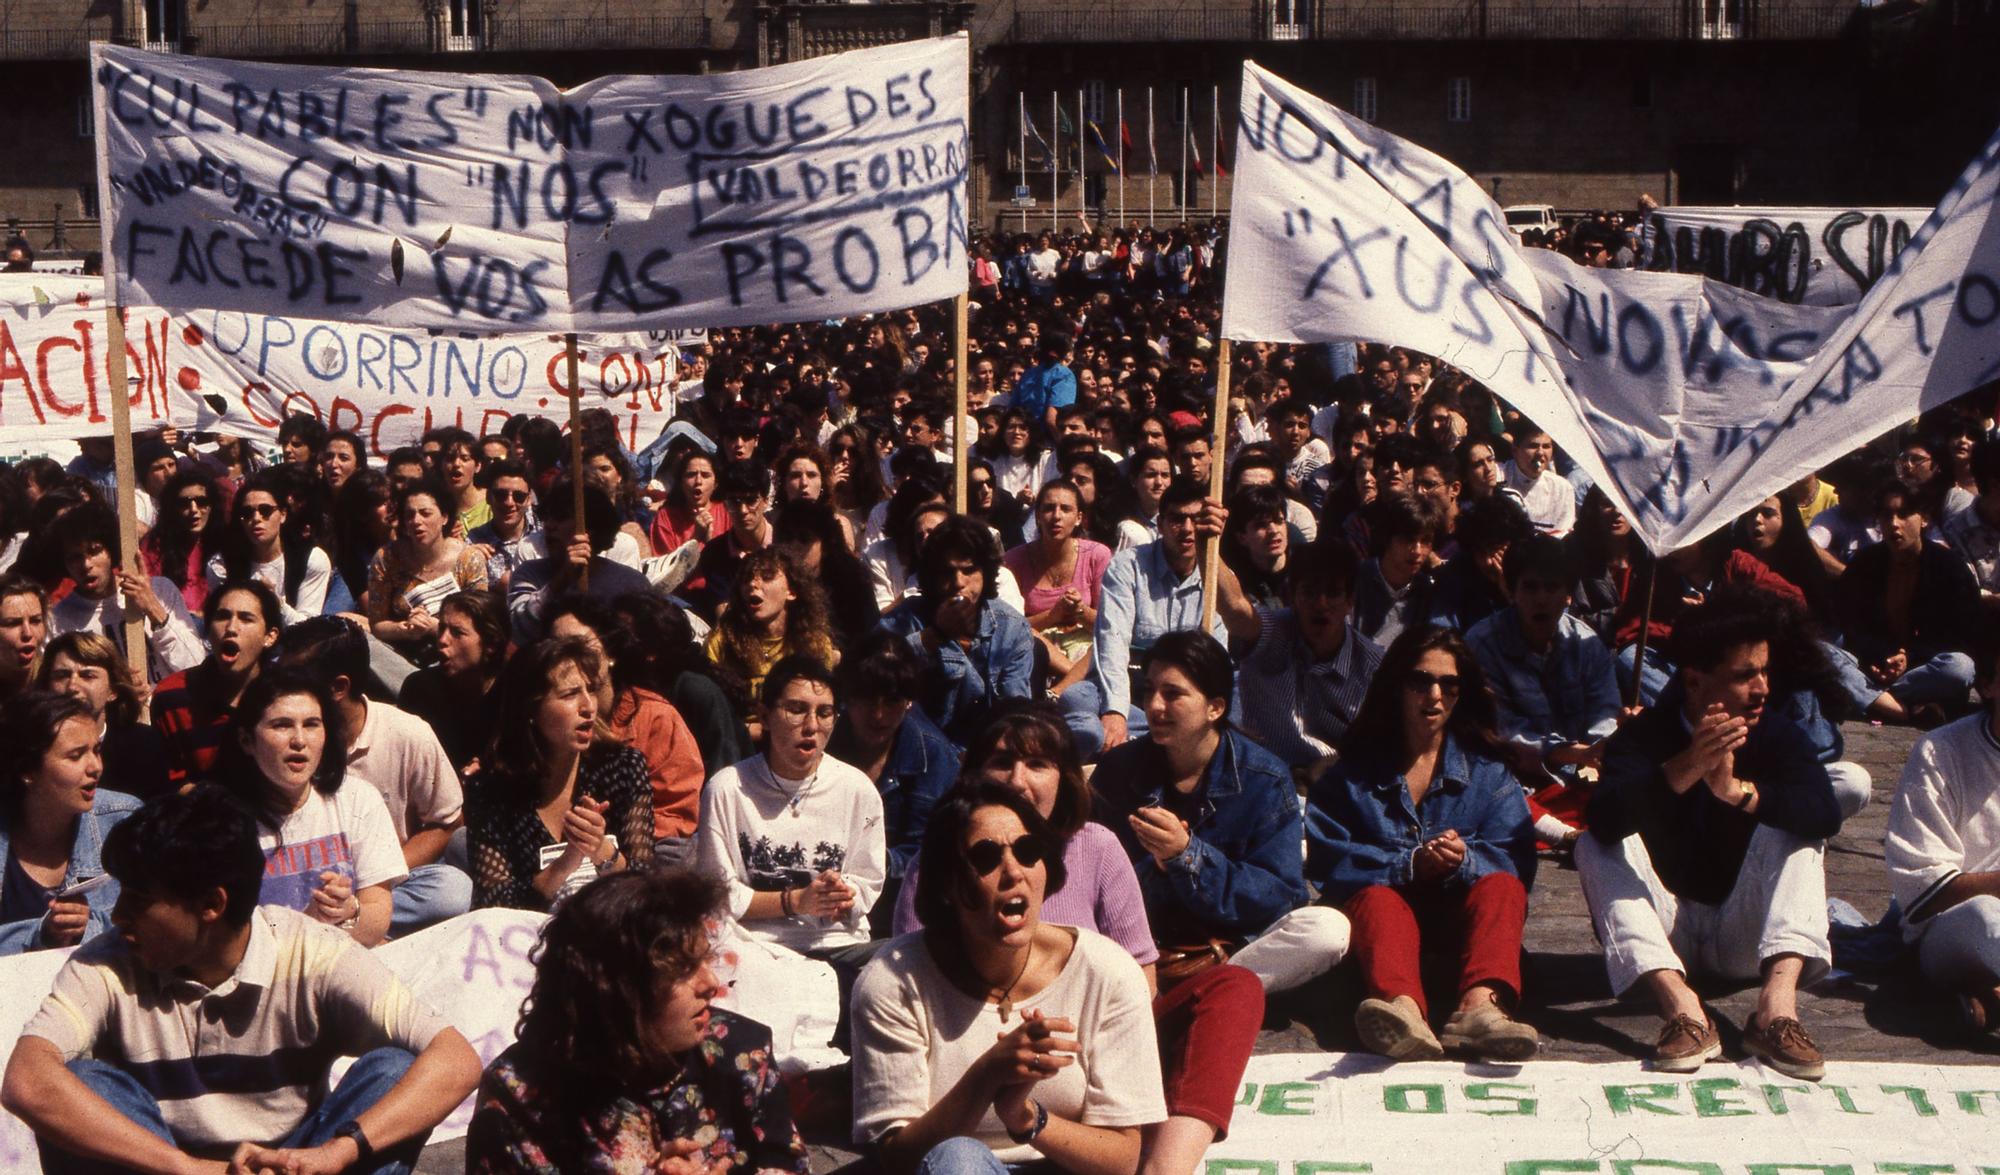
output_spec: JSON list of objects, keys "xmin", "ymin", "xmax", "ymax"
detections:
[
  {"xmin": 1306, "ymin": 625, "xmax": 1539, "ymax": 1063},
  {"xmin": 1092, "ymin": 631, "xmax": 1352, "ymax": 996},
  {"xmin": 0, "ymin": 691, "xmax": 142, "ymax": 955}
]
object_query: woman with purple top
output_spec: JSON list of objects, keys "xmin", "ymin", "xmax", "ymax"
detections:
[{"xmin": 895, "ymin": 707, "xmax": 1263, "ymax": 1175}]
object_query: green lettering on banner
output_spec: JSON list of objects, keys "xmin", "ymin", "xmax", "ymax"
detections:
[
  {"xmin": 1610, "ymin": 1163, "xmax": 1722, "ymax": 1174},
  {"xmin": 1501, "ymin": 1163, "xmax": 1599, "ymax": 1174},
  {"xmin": 1294, "ymin": 1164, "xmax": 1373, "ymax": 1175},
  {"xmin": 1760, "ymin": 1084, "xmax": 1814, "ymax": 1114},
  {"xmin": 1823, "ymin": 1086, "xmax": 1870, "ymax": 1114},
  {"xmin": 1204, "ymin": 1160, "xmax": 1278, "ymax": 1175},
  {"xmin": 1689, "ymin": 1078, "xmax": 1753, "ymax": 1118},
  {"xmin": 1466, "ymin": 1082, "xmax": 1538, "ymax": 1117},
  {"xmin": 1236, "ymin": 1084, "xmax": 1258, "ymax": 1108},
  {"xmin": 1954, "ymin": 1089, "xmax": 2000, "ymax": 1113},
  {"xmin": 1873, "ymin": 1163, "xmax": 1956, "ymax": 1174},
  {"xmin": 1879, "ymin": 1086, "xmax": 1938, "ymax": 1116},
  {"xmin": 1257, "ymin": 1083, "xmax": 1315, "ymax": 1116},
  {"xmin": 1382, "ymin": 1084, "xmax": 1445, "ymax": 1114},
  {"xmin": 1742, "ymin": 1166, "xmax": 1855, "ymax": 1174},
  {"xmin": 1603, "ymin": 1084, "xmax": 1683, "ymax": 1115}
]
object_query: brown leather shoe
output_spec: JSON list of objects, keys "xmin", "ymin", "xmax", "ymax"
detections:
[
  {"xmin": 1355, "ymin": 995, "xmax": 1445, "ymax": 1061},
  {"xmin": 1653, "ymin": 1013, "xmax": 1721, "ymax": 1073},
  {"xmin": 1744, "ymin": 1014, "xmax": 1825, "ymax": 1081}
]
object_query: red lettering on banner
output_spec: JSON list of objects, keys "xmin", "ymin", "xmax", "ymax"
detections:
[
  {"xmin": 369, "ymin": 403, "xmax": 414, "ymax": 455},
  {"xmin": 240, "ymin": 383, "xmax": 286, "ymax": 429},
  {"xmin": 0, "ymin": 321, "xmax": 47, "ymax": 426},
  {"xmin": 36, "ymin": 336, "xmax": 84, "ymax": 418},
  {"xmin": 478, "ymin": 408, "xmax": 512, "ymax": 436},
  {"xmin": 329, "ymin": 397, "xmax": 365, "ymax": 434}
]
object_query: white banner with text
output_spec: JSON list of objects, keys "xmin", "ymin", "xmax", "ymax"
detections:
[{"xmin": 92, "ymin": 37, "xmax": 969, "ymax": 331}]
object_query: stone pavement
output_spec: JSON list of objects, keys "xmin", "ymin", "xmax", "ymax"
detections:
[{"xmin": 418, "ymin": 720, "xmax": 1997, "ymax": 1173}]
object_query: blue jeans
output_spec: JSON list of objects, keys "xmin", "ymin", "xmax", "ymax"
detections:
[
  {"xmin": 1824, "ymin": 642, "xmax": 1976, "ymax": 712},
  {"xmin": 919, "ymin": 1136, "xmax": 1043, "ymax": 1175},
  {"xmin": 1614, "ymin": 642, "xmax": 1674, "ymax": 709},
  {"xmin": 390, "ymin": 863, "xmax": 473, "ymax": 937},
  {"xmin": 41, "ymin": 1047, "xmax": 424, "ymax": 1174},
  {"xmin": 1056, "ymin": 680, "xmax": 1147, "ymax": 762}
]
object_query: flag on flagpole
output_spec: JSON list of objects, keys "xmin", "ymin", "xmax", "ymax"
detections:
[
  {"xmin": 1087, "ymin": 121, "xmax": 1121, "ymax": 174},
  {"xmin": 1120, "ymin": 119, "xmax": 1135, "ymax": 154},
  {"xmin": 1188, "ymin": 125, "xmax": 1205, "ymax": 179},
  {"xmin": 1146, "ymin": 99, "xmax": 1158, "ymax": 178},
  {"xmin": 1023, "ymin": 108, "xmax": 1053, "ymax": 169},
  {"xmin": 1055, "ymin": 103, "xmax": 1076, "ymax": 139}
]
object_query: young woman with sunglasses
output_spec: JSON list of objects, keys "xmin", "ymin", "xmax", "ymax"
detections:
[
  {"xmin": 890, "ymin": 709, "xmax": 1264, "ymax": 1175},
  {"xmin": 208, "ymin": 472, "xmax": 333, "ymax": 626},
  {"xmin": 852, "ymin": 783, "xmax": 1165, "ymax": 1175},
  {"xmin": 1304, "ymin": 625, "xmax": 1539, "ymax": 1063},
  {"xmin": 139, "ymin": 468, "xmax": 226, "ymax": 616},
  {"xmin": 1090, "ymin": 632, "xmax": 1349, "ymax": 1000}
]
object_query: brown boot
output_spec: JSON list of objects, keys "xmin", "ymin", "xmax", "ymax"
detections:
[
  {"xmin": 1652, "ymin": 1012, "xmax": 1720, "ymax": 1073},
  {"xmin": 1743, "ymin": 1014, "xmax": 1825, "ymax": 1081}
]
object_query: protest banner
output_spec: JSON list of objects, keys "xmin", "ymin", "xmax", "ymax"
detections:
[
  {"xmin": 90, "ymin": 37, "xmax": 968, "ymax": 333},
  {"xmin": 1206, "ymin": 1052, "xmax": 2000, "ymax": 1174},
  {"xmin": 1221, "ymin": 59, "xmax": 2000, "ymax": 553},
  {"xmin": 1643, "ymin": 205, "xmax": 1930, "ymax": 306},
  {"xmin": 0, "ymin": 277, "xmax": 684, "ymax": 455}
]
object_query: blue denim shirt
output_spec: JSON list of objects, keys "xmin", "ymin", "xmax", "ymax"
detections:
[
  {"xmin": 1305, "ymin": 735, "xmax": 1537, "ymax": 905},
  {"xmin": 1465, "ymin": 609, "xmax": 1620, "ymax": 758},
  {"xmin": 830, "ymin": 706, "xmax": 959, "ymax": 879},
  {"xmin": 1087, "ymin": 542, "xmax": 1229, "ymax": 718},
  {"xmin": 0, "ymin": 789, "xmax": 143, "ymax": 956},
  {"xmin": 878, "ymin": 597, "xmax": 1037, "ymax": 745},
  {"xmin": 1092, "ymin": 728, "xmax": 1309, "ymax": 941}
]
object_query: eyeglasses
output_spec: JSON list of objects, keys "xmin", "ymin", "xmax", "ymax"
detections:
[
  {"xmin": 722, "ymin": 497, "xmax": 763, "ymax": 510},
  {"xmin": 967, "ymin": 834, "xmax": 1048, "ymax": 875},
  {"xmin": 1404, "ymin": 671, "xmax": 1462, "ymax": 695},
  {"xmin": 240, "ymin": 503, "xmax": 280, "ymax": 520},
  {"xmin": 492, "ymin": 489, "xmax": 531, "ymax": 504},
  {"xmin": 775, "ymin": 699, "xmax": 837, "ymax": 723}
]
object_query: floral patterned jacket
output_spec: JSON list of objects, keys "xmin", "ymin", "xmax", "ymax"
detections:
[{"xmin": 466, "ymin": 1009, "xmax": 810, "ymax": 1175}]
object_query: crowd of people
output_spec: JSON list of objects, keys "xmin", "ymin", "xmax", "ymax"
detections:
[{"xmin": 0, "ymin": 215, "xmax": 1994, "ymax": 1174}]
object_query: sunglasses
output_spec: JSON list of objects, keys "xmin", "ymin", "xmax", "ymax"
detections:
[
  {"xmin": 968, "ymin": 834, "xmax": 1048, "ymax": 875},
  {"xmin": 240, "ymin": 503, "xmax": 280, "ymax": 520},
  {"xmin": 1404, "ymin": 671, "xmax": 1462, "ymax": 695},
  {"xmin": 492, "ymin": 489, "xmax": 532, "ymax": 504},
  {"xmin": 176, "ymin": 496, "xmax": 211, "ymax": 509}
]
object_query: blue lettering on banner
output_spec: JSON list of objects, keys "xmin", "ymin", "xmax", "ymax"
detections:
[{"xmin": 687, "ymin": 120, "xmax": 968, "ymax": 237}]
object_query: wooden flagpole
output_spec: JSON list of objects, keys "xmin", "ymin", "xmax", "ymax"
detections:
[{"xmin": 952, "ymin": 293, "xmax": 970, "ymax": 513}]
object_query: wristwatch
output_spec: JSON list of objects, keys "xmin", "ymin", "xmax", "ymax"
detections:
[
  {"xmin": 334, "ymin": 1120, "xmax": 374, "ymax": 1164},
  {"xmin": 1006, "ymin": 1097, "xmax": 1049, "ymax": 1145}
]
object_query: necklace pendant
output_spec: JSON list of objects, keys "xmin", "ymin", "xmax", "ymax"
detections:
[{"xmin": 997, "ymin": 998, "xmax": 1013, "ymax": 1021}]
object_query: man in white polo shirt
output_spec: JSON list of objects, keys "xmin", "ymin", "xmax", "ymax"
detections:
[{"xmin": 2, "ymin": 785, "xmax": 480, "ymax": 1173}]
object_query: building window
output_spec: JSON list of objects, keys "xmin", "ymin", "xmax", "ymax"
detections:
[
  {"xmin": 1353, "ymin": 78, "xmax": 1378, "ymax": 122},
  {"xmin": 80, "ymin": 184, "xmax": 99, "ymax": 219},
  {"xmin": 1447, "ymin": 77, "xmax": 1472, "ymax": 123},
  {"xmin": 1084, "ymin": 81, "xmax": 1107, "ymax": 127},
  {"xmin": 1270, "ymin": 0, "xmax": 1311, "ymax": 39},
  {"xmin": 445, "ymin": 0, "xmax": 481, "ymax": 51},
  {"xmin": 76, "ymin": 96, "xmax": 95, "ymax": 139},
  {"xmin": 142, "ymin": 0, "xmax": 183, "ymax": 50},
  {"xmin": 1700, "ymin": 0, "xmax": 1743, "ymax": 39}
]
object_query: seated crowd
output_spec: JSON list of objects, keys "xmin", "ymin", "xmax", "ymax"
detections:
[{"xmin": 0, "ymin": 232, "xmax": 1995, "ymax": 1174}]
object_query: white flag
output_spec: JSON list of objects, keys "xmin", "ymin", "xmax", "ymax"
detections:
[{"xmin": 1222, "ymin": 59, "xmax": 2000, "ymax": 553}]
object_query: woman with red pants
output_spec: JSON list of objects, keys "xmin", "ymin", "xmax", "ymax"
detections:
[
  {"xmin": 1305, "ymin": 625, "xmax": 1540, "ymax": 1062},
  {"xmin": 894, "ymin": 707, "xmax": 1262, "ymax": 1175}
]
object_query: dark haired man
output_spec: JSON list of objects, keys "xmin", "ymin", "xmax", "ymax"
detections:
[
  {"xmin": 467, "ymin": 458, "xmax": 541, "ymax": 588},
  {"xmin": 878, "ymin": 516, "xmax": 1036, "ymax": 746},
  {"xmin": 1579, "ymin": 602, "xmax": 1844, "ymax": 1079},
  {"xmin": 508, "ymin": 479, "xmax": 650, "ymax": 642},
  {"xmin": 1351, "ymin": 493, "xmax": 1437, "ymax": 648},
  {"xmin": 1, "ymin": 786, "xmax": 480, "ymax": 1174},
  {"xmin": 1061, "ymin": 478, "xmax": 1229, "ymax": 760}
]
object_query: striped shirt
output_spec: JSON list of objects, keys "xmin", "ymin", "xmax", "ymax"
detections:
[
  {"xmin": 1236, "ymin": 609, "xmax": 1383, "ymax": 768},
  {"xmin": 22, "ymin": 905, "xmax": 448, "ymax": 1153}
]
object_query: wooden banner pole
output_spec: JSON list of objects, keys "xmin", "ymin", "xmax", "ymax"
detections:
[
  {"xmin": 952, "ymin": 293, "xmax": 970, "ymax": 514},
  {"xmin": 102, "ymin": 305, "xmax": 150, "ymax": 689},
  {"xmin": 564, "ymin": 331, "xmax": 590, "ymax": 591},
  {"xmin": 1198, "ymin": 337, "xmax": 1233, "ymax": 634},
  {"xmin": 1624, "ymin": 559, "xmax": 1659, "ymax": 711}
]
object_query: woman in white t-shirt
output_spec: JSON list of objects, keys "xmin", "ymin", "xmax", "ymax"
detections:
[
  {"xmin": 851, "ymin": 783, "xmax": 1165, "ymax": 1175},
  {"xmin": 206, "ymin": 473, "xmax": 334, "ymax": 625},
  {"xmin": 219, "ymin": 667, "xmax": 405, "ymax": 946}
]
